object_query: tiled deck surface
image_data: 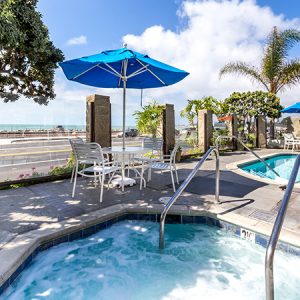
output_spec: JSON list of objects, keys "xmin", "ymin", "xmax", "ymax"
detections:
[{"xmin": 0, "ymin": 149, "xmax": 300, "ymax": 250}]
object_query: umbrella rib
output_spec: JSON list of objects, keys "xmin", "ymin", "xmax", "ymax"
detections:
[
  {"xmin": 127, "ymin": 64, "xmax": 150, "ymax": 79},
  {"xmin": 136, "ymin": 59, "xmax": 166, "ymax": 85},
  {"xmin": 72, "ymin": 64, "xmax": 100, "ymax": 79},
  {"xmin": 72, "ymin": 63, "xmax": 120, "ymax": 80},
  {"xmin": 97, "ymin": 65, "xmax": 120, "ymax": 77},
  {"xmin": 103, "ymin": 63, "xmax": 122, "ymax": 77},
  {"xmin": 118, "ymin": 61, "xmax": 124, "ymax": 87}
]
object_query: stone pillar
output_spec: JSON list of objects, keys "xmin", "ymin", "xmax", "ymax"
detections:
[
  {"xmin": 86, "ymin": 94, "xmax": 111, "ymax": 147},
  {"xmin": 256, "ymin": 116, "xmax": 267, "ymax": 148},
  {"xmin": 226, "ymin": 114, "xmax": 238, "ymax": 150},
  {"xmin": 289, "ymin": 117, "xmax": 300, "ymax": 137},
  {"xmin": 198, "ymin": 110, "xmax": 213, "ymax": 152},
  {"xmin": 162, "ymin": 104, "xmax": 175, "ymax": 155}
]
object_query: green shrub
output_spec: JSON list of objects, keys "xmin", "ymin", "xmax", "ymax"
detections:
[
  {"xmin": 48, "ymin": 165, "xmax": 73, "ymax": 176},
  {"xmin": 212, "ymin": 128, "xmax": 230, "ymax": 149}
]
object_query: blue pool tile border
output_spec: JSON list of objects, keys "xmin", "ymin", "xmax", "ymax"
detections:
[{"xmin": 1, "ymin": 212, "xmax": 300, "ymax": 295}]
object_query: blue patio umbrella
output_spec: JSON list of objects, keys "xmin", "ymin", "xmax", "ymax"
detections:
[
  {"xmin": 59, "ymin": 45, "xmax": 189, "ymax": 148},
  {"xmin": 281, "ymin": 102, "xmax": 300, "ymax": 114}
]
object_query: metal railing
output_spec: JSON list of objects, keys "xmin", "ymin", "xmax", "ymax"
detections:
[
  {"xmin": 159, "ymin": 146, "xmax": 220, "ymax": 249},
  {"xmin": 265, "ymin": 154, "xmax": 300, "ymax": 300},
  {"xmin": 215, "ymin": 135, "xmax": 280, "ymax": 178}
]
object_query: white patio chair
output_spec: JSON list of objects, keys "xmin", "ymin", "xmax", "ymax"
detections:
[
  {"xmin": 283, "ymin": 133, "xmax": 300, "ymax": 151},
  {"xmin": 144, "ymin": 137, "xmax": 163, "ymax": 160},
  {"xmin": 69, "ymin": 138, "xmax": 84, "ymax": 183},
  {"xmin": 69, "ymin": 138, "xmax": 110, "ymax": 183},
  {"xmin": 131, "ymin": 138, "xmax": 163, "ymax": 165},
  {"xmin": 72, "ymin": 142, "xmax": 120, "ymax": 202},
  {"xmin": 128, "ymin": 138, "xmax": 163, "ymax": 184},
  {"xmin": 141, "ymin": 143, "xmax": 180, "ymax": 192}
]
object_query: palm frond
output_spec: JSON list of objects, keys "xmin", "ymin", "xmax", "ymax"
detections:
[
  {"xmin": 276, "ymin": 59, "xmax": 300, "ymax": 93},
  {"xmin": 220, "ymin": 27, "xmax": 300, "ymax": 95},
  {"xmin": 262, "ymin": 28, "xmax": 300, "ymax": 84},
  {"xmin": 262, "ymin": 27, "xmax": 285, "ymax": 83},
  {"xmin": 219, "ymin": 62, "xmax": 268, "ymax": 90},
  {"xmin": 281, "ymin": 29, "xmax": 300, "ymax": 51}
]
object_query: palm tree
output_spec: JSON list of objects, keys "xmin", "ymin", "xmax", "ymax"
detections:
[
  {"xmin": 220, "ymin": 26, "xmax": 300, "ymax": 138},
  {"xmin": 133, "ymin": 101, "xmax": 164, "ymax": 138},
  {"xmin": 180, "ymin": 96, "xmax": 220, "ymax": 127}
]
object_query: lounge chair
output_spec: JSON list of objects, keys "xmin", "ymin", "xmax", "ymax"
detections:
[{"xmin": 283, "ymin": 133, "xmax": 300, "ymax": 151}]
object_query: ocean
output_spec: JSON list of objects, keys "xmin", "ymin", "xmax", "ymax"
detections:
[
  {"xmin": 0, "ymin": 124, "xmax": 134, "ymax": 132},
  {"xmin": 0, "ymin": 124, "xmax": 86, "ymax": 131}
]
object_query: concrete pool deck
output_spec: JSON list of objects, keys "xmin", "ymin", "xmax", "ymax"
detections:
[{"xmin": 0, "ymin": 148, "xmax": 300, "ymax": 287}]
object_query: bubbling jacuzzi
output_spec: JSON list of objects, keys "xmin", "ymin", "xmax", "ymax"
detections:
[{"xmin": 2, "ymin": 220, "xmax": 300, "ymax": 300}]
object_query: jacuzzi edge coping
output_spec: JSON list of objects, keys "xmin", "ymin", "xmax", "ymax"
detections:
[
  {"xmin": 226, "ymin": 151, "xmax": 300, "ymax": 187},
  {"xmin": 1, "ymin": 202, "xmax": 300, "ymax": 294}
]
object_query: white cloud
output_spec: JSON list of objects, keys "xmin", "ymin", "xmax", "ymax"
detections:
[
  {"xmin": 123, "ymin": 0, "xmax": 300, "ymax": 122},
  {"xmin": 66, "ymin": 35, "xmax": 87, "ymax": 46},
  {"xmin": 2, "ymin": 0, "xmax": 300, "ymax": 126}
]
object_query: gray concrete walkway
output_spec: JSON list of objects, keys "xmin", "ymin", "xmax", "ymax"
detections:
[{"xmin": 0, "ymin": 149, "xmax": 299, "ymax": 249}]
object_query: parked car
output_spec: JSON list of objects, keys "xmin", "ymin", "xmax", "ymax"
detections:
[
  {"xmin": 118, "ymin": 129, "xmax": 138, "ymax": 137},
  {"xmin": 54, "ymin": 125, "xmax": 64, "ymax": 131},
  {"xmin": 180, "ymin": 127, "xmax": 196, "ymax": 136}
]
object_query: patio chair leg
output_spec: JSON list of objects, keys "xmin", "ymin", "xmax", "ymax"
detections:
[
  {"xmin": 70, "ymin": 165, "xmax": 75, "ymax": 183},
  {"xmin": 94, "ymin": 172, "xmax": 97, "ymax": 187},
  {"xmin": 140, "ymin": 164, "xmax": 144, "ymax": 190},
  {"xmin": 72, "ymin": 164, "xmax": 79, "ymax": 198},
  {"xmin": 148, "ymin": 166, "xmax": 151, "ymax": 181},
  {"xmin": 170, "ymin": 169, "xmax": 176, "ymax": 192},
  {"xmin": 107, "ymin": 171, "xmax": 116, "ymax": 190},
  {"xmin": 100, "ymin": 173, "xmax": 104, "ymax": 203},
  {"xmin": 121, "ymin": 165, "xmax": 125, "ymax": 192},
  {"xmin": 175, "ymin": 168, "xmax": 179, "ymax": 184}
]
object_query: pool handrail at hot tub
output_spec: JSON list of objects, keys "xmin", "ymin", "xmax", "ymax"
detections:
[
  {"xmin": 159, "ymin": 146, "xmax": 220, "ymax": 249},
  {"xmin": 265, "ymin": 154, "xmax": 300, "ymax": 300},
  {"xmin": 215, "ymin": 135, "xmax": 280, "ymax": 178}
]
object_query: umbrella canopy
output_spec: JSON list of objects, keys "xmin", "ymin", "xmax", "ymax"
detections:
[
  {"xmin": 59, "ymin": 46, "xmax": 189, "ymax": 148},
  {"xmin": 281, "ymin": 102, "xmax": 300, "ymax": 114}
]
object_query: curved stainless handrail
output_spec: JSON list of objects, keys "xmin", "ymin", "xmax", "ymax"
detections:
[
  {"xmin": 265, "ymin": 154, "xmax": 300, "ymax": 300},
  {"xmin": 159, "ymin": 147, "xmax": 220, "ymax": 249},
  {"xmin": 215, "ymin": 135, "xmax": 280, "ymax": 178}
]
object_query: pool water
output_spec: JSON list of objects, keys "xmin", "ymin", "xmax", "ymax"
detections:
[
  {"xmin": 241, "ymin": 154, "xmax": 300, "ymax": 183},
  {"xmin": 2, "ymin": 221, "xmax": 300, "ymax": 300}
]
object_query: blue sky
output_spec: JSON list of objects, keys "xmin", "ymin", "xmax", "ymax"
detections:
[
  {"xmin": 258, "ymin": 0, "xmax": 299, "ymax": 19},
  {"xmin": 37, "ymin": 0, "xmax": 300, "ymax": 55},
  {"xmin": 38, "ymin": 0, "xmax": 181, "ymax": 59},
  {"xmin": 1, "ymin": 0, "xmax": 300, "ymax": 126}
]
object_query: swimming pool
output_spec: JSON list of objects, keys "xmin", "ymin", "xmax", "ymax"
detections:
[
  {"xmin": 240, "ymin": 154, "xmax": 300, "ymax": 183},
  {"xmin": 2, "ymin": 220, "xmax": 300, "ymax": 300}
]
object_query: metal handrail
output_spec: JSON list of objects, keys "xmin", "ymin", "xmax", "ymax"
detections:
[
  {"xmin": 265, "ymin": 154, "xmax": 300, "ymax": 300},
  {"xmin": 159, "ymin": 146, "xmax": 220, "ymax": 249},
  {"xmin": 215, "ymin": 135, "xmax": 280, "ymax": 178}
]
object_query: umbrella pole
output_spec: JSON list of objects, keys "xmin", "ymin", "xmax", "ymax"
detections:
[{"xmin": 122, "ymin": 79, "xmax": 126, "ymax": 149}]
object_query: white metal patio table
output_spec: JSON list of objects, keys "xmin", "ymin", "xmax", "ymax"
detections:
[{"xmin": 102, "ymin": 146, "xmax": 149, "ymax": 191}]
